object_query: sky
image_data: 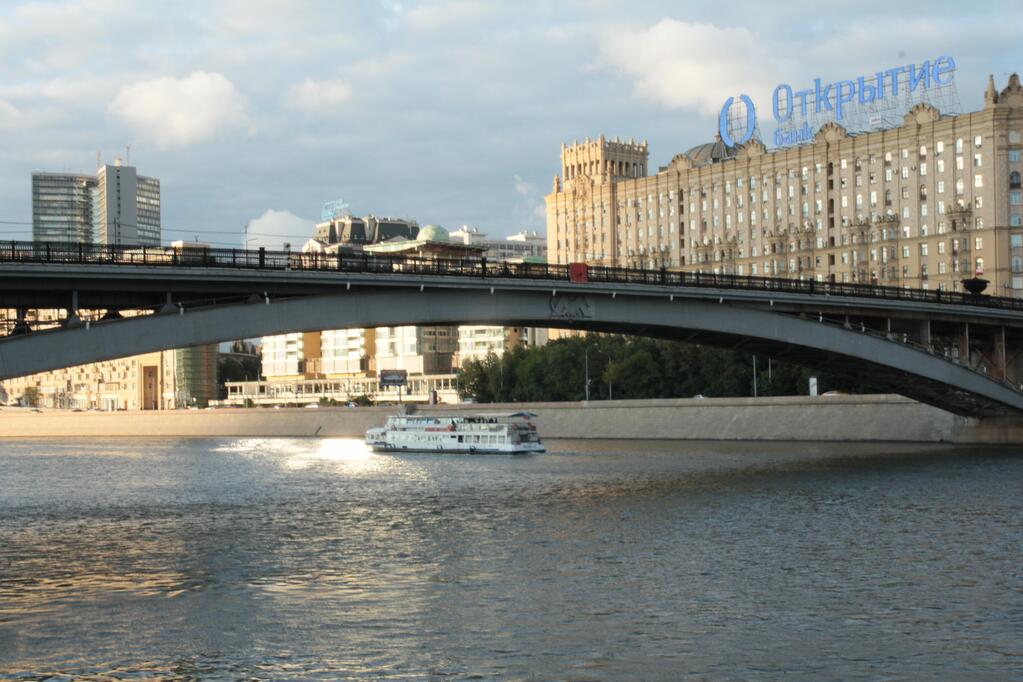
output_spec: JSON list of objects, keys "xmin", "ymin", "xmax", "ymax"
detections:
[{"xmin": 0, "ymin": 0, "xmax": 1020, "ymax": 249}]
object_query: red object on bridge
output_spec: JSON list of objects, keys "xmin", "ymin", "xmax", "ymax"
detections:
[{"xmin": 568, "ymin": 262, "xmax": 589, "ymax": 283}]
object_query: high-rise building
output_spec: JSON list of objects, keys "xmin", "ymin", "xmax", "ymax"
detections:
[
  {"xmin": 546, "ymin": 74, "xmax": 1023, "ymax": 296},
  {"xmin": 32, "ymin": 161, "xmax": 160, "ymax": 246},
  {"xmin": 375, "ymin": 326, "xmax": 457, "ymax": 375},
  {"xmin": 94, "ymin": 163, "xmax": 161, "ymax": 246},
  {"xmin": 320, "ymin": 328, "xmax": 376, "ymax": 376},
  {"xmin": 31, "ymin": 172, "xmax": 97, "ymax": 243}
]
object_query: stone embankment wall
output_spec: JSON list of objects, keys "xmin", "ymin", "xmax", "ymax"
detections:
[{"xmin": 3, "ymin": 394, "xmax": 1016, "ymax": 443}]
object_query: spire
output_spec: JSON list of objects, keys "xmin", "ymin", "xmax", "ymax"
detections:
[{"xmin": 984, "ymin": 74, "xmax": 998, "ymax": 107}]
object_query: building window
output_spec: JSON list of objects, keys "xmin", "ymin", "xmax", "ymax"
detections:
[
  {"xmin": 975, "ymin": 175, "xmax": 983, "ymax": 188},
  {"xmin": 1012, "ymin": 214, "xmax": 1022, "ymax": 227},
  {"xmin": 1011, "ymin": 172, "xmax": 1022, "ymax": 189},
  {"xmin": 974, "ymin": 153, "xmax": 982, "ymax": 168},
  {"xmin": 1010, "ymin": 150, "xmax": 1021, "ymax": 163},
  {"xmin": 974, "ymin": 135, "xmax": 983, "ymax": 148},
  {"xmin": 975, "ymin": 237, "xmax": 983, "ymax": 250}
]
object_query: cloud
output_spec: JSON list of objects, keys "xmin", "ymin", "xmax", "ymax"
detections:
[
  {"xmin": 403, "ymin": 1, "xmax": 504, "ymax": 32},
  {"xmin": 0, "ymin": 99, "xmax": 19, "ymax": 130},
  {"xmin": 513, "ymin": 174, "xmax": 534, "ymax": 198},
  {"xmin": 245, "ymin": 209, "xmax": 315, "ymax": 250},
  {"xmin": 287, "ymin": 77, "xmax": 353, "ymax": 114},
  {"xmin": 110, "ymin": 71, "xmax": 248, "ymax": 148},
  {"xmin": 599, "ymin": 19, "xmax": 791, "ymax": 116},
  {"xmin": 512, "ymin": 174, "xmax": 545, "ymax": 229}
]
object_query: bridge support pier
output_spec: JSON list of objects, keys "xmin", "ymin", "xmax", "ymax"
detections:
[
  {"xmin": 918, "ymin": 320, "xmax": 932, "ymax": 349},
  {"xmin": 959, "ymin": 322, "xmax": 970, "ymax": 366},
  {"xmin": 993, "ymin": 326, "xmax": 1007, "ymax": 381},
  {"xmin": 64, "ymin": 290, "xmax": 83, "ymax": 329}
]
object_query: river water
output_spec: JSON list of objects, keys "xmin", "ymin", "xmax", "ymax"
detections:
[{"xmin": 0, "ymin": 438, "xmax": 1020, "ymax": 680}]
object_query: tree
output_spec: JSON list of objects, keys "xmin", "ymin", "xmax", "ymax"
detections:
[
  {"xmin": 20, "ymin": 386, "xmax": 40, "ymax": 407},
  {"xmin": 454, "ymin": 333, "xmax": 892, "ymax": 404}
]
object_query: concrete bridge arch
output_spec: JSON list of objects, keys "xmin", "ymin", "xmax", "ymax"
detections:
[{"xmin": 1, "ymin": 287, "xmax": 1021, "ymax": 417}]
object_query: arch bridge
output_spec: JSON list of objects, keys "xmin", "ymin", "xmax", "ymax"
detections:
[{"xmin": 3, "ymin": 241, "xmax": 1023, "ymax": 417}]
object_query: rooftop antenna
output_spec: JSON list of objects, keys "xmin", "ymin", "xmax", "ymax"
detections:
[
  {"xmin": 125, "ymin": 145, "xmax": 131, "ymax": 166},
  {"xmin": 96, "ymin": 150, "xmax": 101, "ymax": 170}
]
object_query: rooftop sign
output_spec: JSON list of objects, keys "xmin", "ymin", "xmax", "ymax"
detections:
[
  {"xmin": 719, "ymin": 55, "xmax": 958, "ymax": 148},
  {"xmin": 321, "ymin": 198, "xmax": 351, "ymax": 221}
]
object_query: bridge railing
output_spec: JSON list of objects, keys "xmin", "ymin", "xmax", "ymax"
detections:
[{"xmin": 3, "ymin": 239, "xmax": 1023, "ymax": 312}]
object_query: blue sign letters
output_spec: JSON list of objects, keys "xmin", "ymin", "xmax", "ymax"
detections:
[
  {"xmin": 717, "ymin": 55, "xmax": 957, "ymax": 148},
  {"xmin": 718, "ymin": 94, "xmax": 757, "ymax": 147}
]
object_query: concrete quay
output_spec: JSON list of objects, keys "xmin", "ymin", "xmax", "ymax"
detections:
[{"xmin": 2, "ymin": 394, "xmax": 1021, "ymax": 444}]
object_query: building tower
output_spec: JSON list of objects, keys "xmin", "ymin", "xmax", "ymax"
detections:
[
  {"xmin": 94, "ymin": 162, "xmax": 161, "ymax": 246},
  {"xmin": 31, "ymin": 172, "xmax": 97, "ymax": 243},
  {"xmin": 560, "ymin": 134, "xmax": 649, "ymax": 186},
  {"xmin": 547, "ymin": 135, "xmax": 649, "ymax": 266}
]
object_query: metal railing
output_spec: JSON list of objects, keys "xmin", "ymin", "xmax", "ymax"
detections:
[{"xmin": 1, "ymin": 239, "xmax": 1021, "ymax": 312}]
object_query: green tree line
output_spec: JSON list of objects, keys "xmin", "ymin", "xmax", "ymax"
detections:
[{"xmin": 456, "ymin": 335, "xmax": 879, "ymax": 403}]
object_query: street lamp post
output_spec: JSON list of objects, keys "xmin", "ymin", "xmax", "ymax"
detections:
[{"xmin": 584, "ymin": 346, "xmax": 590, "ymax": 401}]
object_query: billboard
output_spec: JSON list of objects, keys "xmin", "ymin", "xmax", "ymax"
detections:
[
  {"xmin": 719, "ymin": 55, "xmax": 960, "ymax": 148},
  {"xmin": 379, "ymin": 369, "xmax": 408, "ymax": 388}
]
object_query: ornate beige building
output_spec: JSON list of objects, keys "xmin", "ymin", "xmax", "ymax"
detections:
[{"xmin": 546, "ymin": 74, "xmax": 1023, "ymax": 296}]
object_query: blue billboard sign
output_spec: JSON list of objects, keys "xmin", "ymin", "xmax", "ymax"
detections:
[
  {"xmin": 718, "ymin": 55, "xmax": 957, "ymax": 148},
  {"xmin": 321, "ymin": 198, "xmax": 351, "ymax": 221}
]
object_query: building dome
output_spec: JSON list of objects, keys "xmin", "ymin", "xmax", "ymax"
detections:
[
  {"xmin": 685, "ymin": 135, "xmax": 737, "ymax": 167},
  {"xmin": 418, "ymin": 224, "xmax": 449, "ymax": 242}
]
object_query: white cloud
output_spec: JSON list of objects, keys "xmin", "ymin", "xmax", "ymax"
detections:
[
  {"xmin": 512, "ymin": 174, "xmax": 545, "ymax": 229},
  {"xmin": 287, "ymin": 77, "xmax": 353, "ymax": 114},
  {"xmin": 513, "ymin": 173, "xmax": 534, "ymax": 198},
  {"xmin": 245, "ymin": 209, "xmax": 314, "ymax": 250},
  {"xmin": 110, "ymin": 71, "xmax": 248, "ymax": 148},
  {"xmin": 403, "ymin": 1, "xmax": 504, "ymax": 32},
  {"xmin": 0, "ymin": 99, "xmax": 20, "ymax": 130},
  {"xmin": 600, "ymin": 19, "xmax": 791, "ymax": 116}
]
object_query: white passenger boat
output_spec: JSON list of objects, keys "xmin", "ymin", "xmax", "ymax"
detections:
[{"xmin": 365, "ymin": 412, "xmax": 545, "ymax": 454}]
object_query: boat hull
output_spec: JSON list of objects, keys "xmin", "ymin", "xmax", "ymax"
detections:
[{"xmin": 368, "ymin": 442, "xmax": 545, "ymax": 455}]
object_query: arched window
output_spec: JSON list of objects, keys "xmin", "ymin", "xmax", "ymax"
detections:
[{"xmin": 1011, "ymin": 171, "xmax": 1021, "ymax": 189}]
